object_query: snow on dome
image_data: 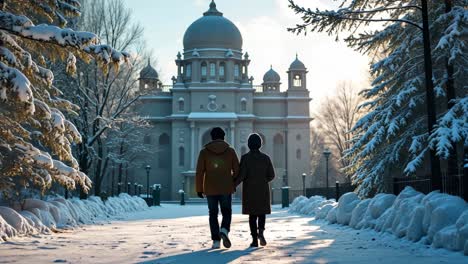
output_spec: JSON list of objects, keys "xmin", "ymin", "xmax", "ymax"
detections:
[
  {"xmin": 289, "ymin": 54, "xmax": 306, "ymax": 70},
  {"xmin": 263, "ymin": 66, "xmax": 281, "ymax": 83},
  {"xmin": 183, "ymin": 1, "xmax": 243, "ymax": 51},
  {"xmin": 139, "ymin": 59, "xmax": 158, "ymax": 79}
]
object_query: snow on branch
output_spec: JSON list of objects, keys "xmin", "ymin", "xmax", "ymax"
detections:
[{"xmin": 0, "ymin": 10, "xmax": 130, "ymax": 65}]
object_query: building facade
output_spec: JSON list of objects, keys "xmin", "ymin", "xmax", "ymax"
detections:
[{"xmin": 134, "ymin": 1, "xmax": 312, "ymax": 200}]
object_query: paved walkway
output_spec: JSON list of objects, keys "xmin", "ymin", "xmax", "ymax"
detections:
[{"xmin": 0, "ymin": 204, "xmax": 465, "ymax": 263}]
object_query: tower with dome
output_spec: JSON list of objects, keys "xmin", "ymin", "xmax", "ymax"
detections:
[{"xmin": 134, "ymin": 1, "xmax": 312, "ymax": 201}]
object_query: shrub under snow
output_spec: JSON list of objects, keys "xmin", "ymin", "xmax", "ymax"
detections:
[
  {"xmin": 289, "ymin": 187, "xmax": 468, "ymax": 255},
  {"xmin": 0, "ymin": 193, "xmax": 148, "ymax": 241}
]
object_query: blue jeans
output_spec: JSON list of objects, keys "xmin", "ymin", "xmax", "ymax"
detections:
[{"xmin": 206, "ymin": 194, "xmax": 232, "ymax": 241}]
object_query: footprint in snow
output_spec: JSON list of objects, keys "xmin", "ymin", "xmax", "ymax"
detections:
[
  {"xmin": 143, "ymin": 251, "xmax": 162, "ymax": 256},
  {"xmin": 37, "ymin": 246, "xmax": 58, "ymax": 250}
]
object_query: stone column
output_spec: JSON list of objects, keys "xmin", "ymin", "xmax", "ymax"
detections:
[
  {"xmin": 230, "ymin": 121, "xmax": 235, "ymax": 147},
  {"xmin": 190, "ymin": 122, "xmax": 196, "ymax": 169}
]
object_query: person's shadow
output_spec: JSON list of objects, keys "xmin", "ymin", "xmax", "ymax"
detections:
[{"xmin": 137, "ymin": 247, "xmax": 260, "ymax": 264}]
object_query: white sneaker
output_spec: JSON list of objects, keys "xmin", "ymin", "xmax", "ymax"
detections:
[
  {"xmin": 220, "ymin": 228, "xmax": 231, "ymax": 248},
  {"xmin": 212, "ymin": 240, "xmax": 221, "ymax": 249}
]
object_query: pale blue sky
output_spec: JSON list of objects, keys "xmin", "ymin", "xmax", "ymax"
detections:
[{"xmin": 123, "ymin": 0, "xmax": 370, "ymax": 108}]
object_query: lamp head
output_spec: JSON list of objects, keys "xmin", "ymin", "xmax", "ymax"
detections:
[{"xmin": 323, "ymin": 148, "xmax": 331, "ymax": 158}]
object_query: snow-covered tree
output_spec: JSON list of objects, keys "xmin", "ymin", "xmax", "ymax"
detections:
[
  {"xmin": 0, "ymin": 0, "xmax": 129, "ymax": 199},
  {"xmin": 105, "ymin": 116, "xmax": 154, "ymax": 194},
  {"xmin": 314, "ymin": 82, "xmax": 365, "ymax": 182},
  {"xmin": 288, "ymin": 0, "xmax": 467, "ymax": 197},
  {"xmin": 53, "ymin": 0, "xmax": 150, "ymax": 196}
]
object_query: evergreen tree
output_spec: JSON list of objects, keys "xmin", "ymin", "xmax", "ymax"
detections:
[
  {"xmin": 288, "ymin": 0, "xmax": 467, "ymax": 196},
  {"xmin": 0, "ymin": 0, "xmax": 129, "ymax": 199}
]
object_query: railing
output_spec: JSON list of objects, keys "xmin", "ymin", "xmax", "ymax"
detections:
[
  {"xmin": 271, "ymin": 182, "xmax": 355, "ymax": 204},
  {"xmin": 393, "ymin": 174, "xmax": 466, "ymax": 198},
  {"xmin": 253, "ymin": 85, "xmax": 263, "ymax": 93},
  {"xmin": 160, "ymin": 85, "xmax": 172, "ymax": 92}
]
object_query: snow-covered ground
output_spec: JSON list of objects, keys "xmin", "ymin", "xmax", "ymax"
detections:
[
  {"xmin": 289, "ymin": 187, "xmax": 468, "ymax": 256},
  {"xmin": 0, "ymin": 203, "xmax": 466, "ymax": 263},
  {"xmin": 0, "ymin": 193, "xmax": 148, "ymax": 241}
]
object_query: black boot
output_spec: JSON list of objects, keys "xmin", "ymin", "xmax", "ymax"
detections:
[
  {"xmin": 250, "ymin": 236, "xmax": 259, "ymax": 247},
  {"xmin": 258, "ymin": 230, "xmax": 267, "ymax": 246}
]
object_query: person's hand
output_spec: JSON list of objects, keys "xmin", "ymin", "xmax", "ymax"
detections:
[{"xmin": 197, "ymin": 192, "xmax": 204, "ymax": 199}]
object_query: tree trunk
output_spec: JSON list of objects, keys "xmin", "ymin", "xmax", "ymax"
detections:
[
  {"xmin": 444, "ymin": 0, "xmax": 459, "ymax": 195},
  {"xmin": 93, "ymin": 137, "xmax": 104, "ymax": 196},
  {"xmin": 421, "ymin": 0, "xmax": 442, "ymax": 191},
  {"xmin": 464, "ymin": 146, "xmax": 468, "ymax": 201},
  {"xmin": 78, "ymin": 141, "xmax": 89, "ymax": 199},
  {"xmin": 111, "ymin": 163, "xmax": 115, "ymax": 196},
  {"xmin": 125, "ymin": 163, "xmax": 129, "ymax": 193},
  {"xmin": 117, "ymin": 142, "xmax": 124, "ymax": 194}
]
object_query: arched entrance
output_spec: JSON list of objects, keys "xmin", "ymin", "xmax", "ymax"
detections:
[{"xmin": 202, "ymin": 129, "xmax": 212, "ymax": 147}]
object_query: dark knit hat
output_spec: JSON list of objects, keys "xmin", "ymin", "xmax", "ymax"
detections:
[
  {"xmin": 247, "ymin": 133, "xmax": 262, "ymax": 150},
  {"xmin": 210, "ymin": 127, "xmax": 225, "ymax": 140}
]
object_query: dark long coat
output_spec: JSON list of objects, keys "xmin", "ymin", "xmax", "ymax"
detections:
[{"xmin": 234, "ymin": 150, "xmax": 275, "ymax": 215}]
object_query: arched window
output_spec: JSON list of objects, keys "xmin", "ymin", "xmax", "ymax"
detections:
[
  {"xmin": 143, "ymin": 134, "xmax": 151, "ymax": 145},
  {"xmin": 234, "ymin": 64, "xmax": 240, "ymax": 78},
  {"xmin": 219, "ymin": 62, "xmax": 225, "ymax": 78},
  {"xmin": 178, "ymin": 146, "xmax": 185, "ymax": 166},
  {"xmin": 178, "ymin": 98, "xmax": 185, "ymax": 112},
  {"xmin": 210, "ymin": 63, "xmax": 216, "ymax": 77},
  {"xmin": 241, "ymin": 98, "xmax": 247, "ymax": 112},
  {"xmin": 158, "ymin": 133, "xmax": 170, "ymax": 168},
  {"xmin": 258, "ymin": 133, "xmax": 266, "ymax": 147},
  {"xmin": 241, "ymin": 146, "xmax": 247, "ymax": 156},
  {"xmin": 293, "ymin": 74, "xmax": 302, "ymax": 87},
  {"xmin": 201, "ymin": 62, "xmax": 207, "ymax": 77},
  {"xmin": 273, "ymin": 134, "xmax": 285, "ymax": 168},
  {"xmin": 296, "ymin": 149, "xmax": 302, "ymax": 160},
  {"xmin": 185, "ymin": 63, "xmax": 192, "ymax": 78}
]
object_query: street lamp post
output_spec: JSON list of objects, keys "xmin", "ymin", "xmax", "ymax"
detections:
[
  {"xmin": 134, "ymin": 182, "xmax": 138, "ymax": 196},
  {"xmin": 145, "ymin": 165, "xmax": 151, "ymax": 199},
  {"xmin": 323, "ymin": 148, "xmax": 331, "ymax": 199},
  {"xmin": 302, "ymin": 173, "xmax": 307, "ymax": 196},
  {"xmin": 283, "ymin": 169, "xmax": 288, "ymax": 187}
]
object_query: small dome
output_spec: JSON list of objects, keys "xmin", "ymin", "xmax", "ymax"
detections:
[
  {"xmin": 183, "ymin": 1, "xmax": 243, "ymax": 51},
  {"xmin": 140, "ymin": 59, "xmax": 158, "ymax": 79},
  {"xmin": 289, "ymin": 54, "xmax": 306, "ymax": 70},
  {"xmin": 263, "ymin": 66, "xmax": 281, "ymax": 83}
]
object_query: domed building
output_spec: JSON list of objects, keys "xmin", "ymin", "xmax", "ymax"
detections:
[{"xmin": 135, "ymin": 1, "xmax": 312, "ymax": 201}]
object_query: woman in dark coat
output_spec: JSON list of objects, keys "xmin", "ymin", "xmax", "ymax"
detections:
[{"xmin": 234, "ymin": 133, "xmax": 275, "ymax": 247}]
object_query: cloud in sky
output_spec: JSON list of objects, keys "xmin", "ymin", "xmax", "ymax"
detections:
[{"xmin": 124, "ymin": 0, "xmax": 370, "ymax": 109}]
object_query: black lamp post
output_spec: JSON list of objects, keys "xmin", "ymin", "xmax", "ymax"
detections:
[
  {"xmin": 283, "ymin": 169, "xmax": 288, "ymax": 187},
  {"xmin": 145, "ymin": 165, "xmax": 151, "ymax": 199},
  {"xmin": 302, "ymin": 173, "xmax": 307, "ymax": 196},
  {"xmin": 323, "ymin": 148, "xmax": 331, "ymax": 199},
  {"xmin": 134, "ymin": 182, "xmax": 138, "ymax": 196}
]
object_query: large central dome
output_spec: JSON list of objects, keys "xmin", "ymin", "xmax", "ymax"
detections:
[{"xmin": 183, "ymin": 1, "xmax": 243, "ymax": 51}]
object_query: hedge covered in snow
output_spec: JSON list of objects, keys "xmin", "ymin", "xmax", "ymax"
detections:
[
  {"xmin": 290, "ymin": 186, "xmax": 468, "ymax": 256},
  {"xmin": 0, "ymin": 193, "xmax": 148, "ymax": 241}
]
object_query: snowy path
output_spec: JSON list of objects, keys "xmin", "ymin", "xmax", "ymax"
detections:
[{"xmin": 0, "ymin": 204, "xmax": 466, "ymax": 264}]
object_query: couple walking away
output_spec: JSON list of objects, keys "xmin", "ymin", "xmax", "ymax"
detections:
[{"xmin": 195, "ymin": 127, "xmax": 275, "ymax": 249}]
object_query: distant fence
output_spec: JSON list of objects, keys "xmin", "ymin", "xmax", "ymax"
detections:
[
  {"xmin": 271, "ymin": 182, "xmax": 355, "ymax": 204},
  {"xmin": 393, "ymin": 174, "xmax": 466, "ymax": 198}
]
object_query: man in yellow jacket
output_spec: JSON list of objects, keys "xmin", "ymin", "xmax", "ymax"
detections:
[{"xmin": 196, "ymin": 127, "xmax": 239, "ymax": 249}]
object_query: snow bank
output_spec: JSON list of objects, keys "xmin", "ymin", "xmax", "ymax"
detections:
[
  {"xmin": 336, "ymin": 192, "xmax": 360, "ymax": 225},
  {"xmin": 0, "ymin": 193, "xmax": 148, "ymax": 241},
  {"xmin": 289, "ymin": 187, "xmax": 468, "ymax": 255}
]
